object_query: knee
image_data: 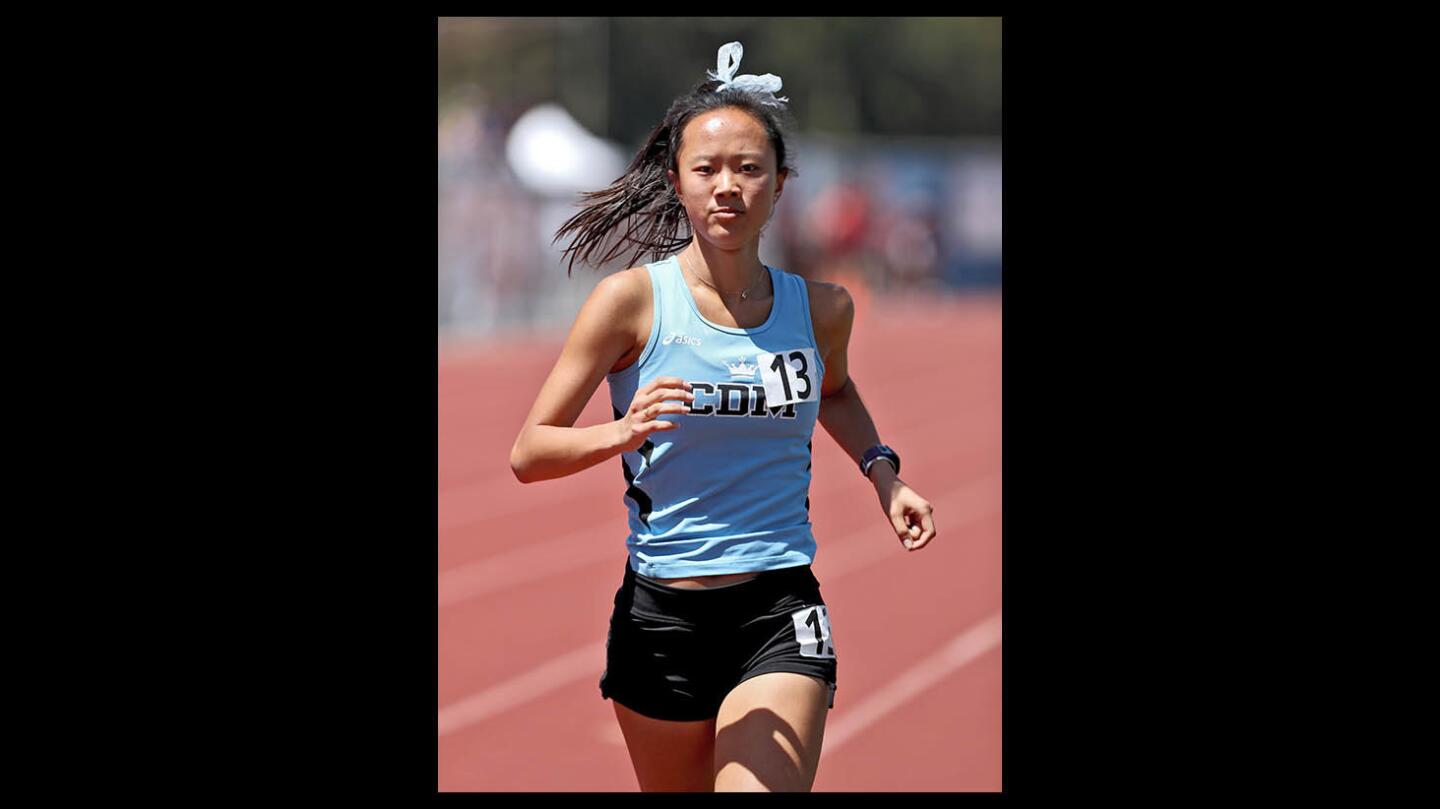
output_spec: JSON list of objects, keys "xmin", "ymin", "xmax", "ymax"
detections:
[
  {"xmin": 715, "ymin": 760, "xmax": 790, "ymax": 792},
  {"xmin": 715, "ymin": 755, "xmax": 816, "ymax": 792}
]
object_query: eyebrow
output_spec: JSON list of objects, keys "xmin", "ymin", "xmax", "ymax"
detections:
[{"xmin": 689, "ymin": 153, "xmax": 766, "ymax": 162}]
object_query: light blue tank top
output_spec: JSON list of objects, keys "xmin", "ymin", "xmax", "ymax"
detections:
[{"xmin": 606, "ymin": 254, "xmax": 825, "ymax": 578}]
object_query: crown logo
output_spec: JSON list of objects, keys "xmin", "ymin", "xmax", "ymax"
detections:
[{"xmin": 726, "ymin": 358, "xmax": 757, "ymax": 379}]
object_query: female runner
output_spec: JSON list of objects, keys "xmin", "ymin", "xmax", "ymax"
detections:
[{"xmin": 510, "ymin": 41, "xmax": 937, "ymax": 792}]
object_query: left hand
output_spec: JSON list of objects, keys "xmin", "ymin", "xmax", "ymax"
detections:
[{"xmin": 869, "ymin": 465, "xmax": 936, "ymax": 551}]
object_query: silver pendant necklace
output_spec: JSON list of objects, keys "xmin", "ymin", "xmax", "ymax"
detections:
[{"xmin": 681, "ymin": 251, "xmax": 764, "ymax": 302}]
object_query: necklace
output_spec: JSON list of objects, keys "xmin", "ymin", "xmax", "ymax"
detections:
[{"xmin": 680, "ymin": 251, "xmax": 766, "ymax": 302}]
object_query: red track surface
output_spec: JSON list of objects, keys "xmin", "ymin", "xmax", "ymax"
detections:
[{"xmin": 438, "ymin": 293, "xmax": 1001, "ymax": 791}]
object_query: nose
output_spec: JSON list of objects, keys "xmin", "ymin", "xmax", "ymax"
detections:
[{"xmin": 716, "ymin": 168, "xmax": 741, "ymax": 197}]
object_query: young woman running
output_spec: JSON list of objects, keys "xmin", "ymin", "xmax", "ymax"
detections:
[{"xmin": 510, "ymin": 41, "xmax": 937, "ymax": 792}]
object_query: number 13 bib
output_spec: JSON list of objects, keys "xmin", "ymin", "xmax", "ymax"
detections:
[{"xmin": 757, "ymin": 348, "xmax": 819, "ymax": 406}]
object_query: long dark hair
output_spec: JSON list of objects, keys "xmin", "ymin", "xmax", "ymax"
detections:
[{"xmin": 553, "ymin": 80, "xmax": 796, "ymax": 276}]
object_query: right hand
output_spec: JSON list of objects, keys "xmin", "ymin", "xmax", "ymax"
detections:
[{"xmin": 615, "ymin": 376, "xmax": 694, "ymax": 453}]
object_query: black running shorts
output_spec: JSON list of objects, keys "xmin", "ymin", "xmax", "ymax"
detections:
[{"xmin": 599, "ymin": 558, "xmax": 838, "ymax": 722}]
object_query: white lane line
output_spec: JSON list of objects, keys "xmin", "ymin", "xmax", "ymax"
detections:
[
  {"xmin": 437, "ymin": 476, "xmax": 1000, "ymax": 737},
  {"xmin": 439, "ymin": 470, "xmax": 998, "ymax": 608},
  {"xmin": 596, "ymin": 720, "xmax": 627, "ymax": 747},
  {"xmin": 438, "ymin": 399, "xmax": 995, "ymax": 534},
  {"xmin": 813, "ymin": 473, "xmax": 1000, "ymax": 581},
  {"xmin": 439, "ymin": 526, "xmax": 623, "ymax": 607},
  {"xmin": 437, "ymin": 430, "xmax": 999, "ymax": 603},
  {"xmin": 439, "ymin": 470, "xmax": 608, "ymax": 533},
  {"xmin": 819, "ymin": 612, "xmax": 1002, "ymax": 760},
  {"xmin": 437, "ymin": 641, "xmax": 607, "ymax": 737}
]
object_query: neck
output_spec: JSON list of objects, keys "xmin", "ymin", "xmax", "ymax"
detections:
[{"xmin": 682, "ymin": 240, "xmax": 767, "ymax": 299}]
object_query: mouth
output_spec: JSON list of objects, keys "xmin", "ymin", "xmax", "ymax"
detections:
[{"xmin": 712, "ymin": 208, "xmax": 744, "ymax": 218}]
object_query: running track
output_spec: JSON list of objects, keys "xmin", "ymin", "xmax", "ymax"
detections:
[{"xmin": 438, "ymin": 292, "xmax": 1001, "ymax": 791}]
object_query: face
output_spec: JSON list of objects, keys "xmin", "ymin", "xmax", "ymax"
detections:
[{"xmin": 668, "ymin": 107, "xmax": 787, "ymax": 250}]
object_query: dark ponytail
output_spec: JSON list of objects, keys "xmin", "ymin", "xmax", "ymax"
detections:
[{"xmin": 553, "ymin": 80, "xmax": 796, "ymax": 276}]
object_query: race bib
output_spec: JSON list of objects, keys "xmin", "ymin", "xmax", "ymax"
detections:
[
  {"xmin": 790, "ymin": 605, "xmax": 836, "ymax": 659},
  {"xmin": 757, "ymin": 348, "xmax": 818, "ymax": 407}
]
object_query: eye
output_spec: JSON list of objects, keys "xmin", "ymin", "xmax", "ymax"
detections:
[
  {"xmin": 742, "ymin": 164, "xmax": 760, "ymax": 172},
  {"xmin": 693, "ymin": 166, "xmax": 713, "ymax": 175}
]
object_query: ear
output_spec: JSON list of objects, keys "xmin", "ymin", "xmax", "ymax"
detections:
[
  {"xmin": 666, "ymin": 168, "xmax": 680, "ymax": 194},
  {"xmin": 775, "ymin": 168, "xmax": 788, "ymax": 201}
]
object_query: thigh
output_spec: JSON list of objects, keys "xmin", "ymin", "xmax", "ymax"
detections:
[
  {"xmin": 612, "ymin": 700, "xmax": 717, "ymax": 792},
  {"xmin": 713, "ymin": 672, "xmax": 831, "ymax": 792}
]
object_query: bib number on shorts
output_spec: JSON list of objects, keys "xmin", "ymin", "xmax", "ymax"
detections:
[
  {"xmin": 757, "ymin": 348, "xmax": 818, "ymax": 407},
  {"xmin": 791, "ymin": 605, "xmax": 835, "ymax": 659}
]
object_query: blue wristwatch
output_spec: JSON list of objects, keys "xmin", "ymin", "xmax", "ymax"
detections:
[{"xmin": 859, "ymin": 444, "xmax": 900, "ymax": 478}]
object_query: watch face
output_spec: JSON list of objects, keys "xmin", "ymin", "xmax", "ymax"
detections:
[
  {"xmin": 863, "ymin": 445, "xmax": 898, "ymax": 476},
  {"xmin": 861, "ymin": 445, "xmax": 898, "ymax": 476}
]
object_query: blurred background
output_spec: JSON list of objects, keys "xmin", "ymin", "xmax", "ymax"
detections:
[
  {"xmin": 438, "ymin": 16, "xmax": 1000, "ymax": 341},
  {"xmin": 439, "ymin": 17, "xmax": 1001, "ymax": 792}
]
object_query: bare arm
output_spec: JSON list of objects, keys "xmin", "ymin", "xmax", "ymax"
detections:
[
  {"xmin": 812, "ymin": 282, "xmax": 936, "ymax": 550},
  {"xmin": 509, "ymin": 269, "xmax": 693, "ymax": 483}
]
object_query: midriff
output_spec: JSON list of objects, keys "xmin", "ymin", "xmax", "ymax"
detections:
[{"xmin": 648, "ymin": 572, "xmax": 762, "ymax": 589}]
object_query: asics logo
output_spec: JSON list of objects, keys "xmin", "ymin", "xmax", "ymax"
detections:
[{"xmin": 662, "ymin": 332, "xmax": 702, "ymax": 346}]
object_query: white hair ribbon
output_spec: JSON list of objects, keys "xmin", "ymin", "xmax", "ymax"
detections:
[{"xmin": 706, "ymin": 41, "xmax": 788, "ymax": 107}]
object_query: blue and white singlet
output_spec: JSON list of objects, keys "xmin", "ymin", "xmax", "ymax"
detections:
[{"xmin": 605, "ymin": 255, "xmax": 825, "ymax": 578}]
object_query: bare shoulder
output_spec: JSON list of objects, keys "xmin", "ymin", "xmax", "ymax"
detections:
[
  {"xmin": 805, "ymin": 278, "xmax": 855, "ymax": 354},
  {"xmin": 591, "ymin": 265, "xmax": 652, "ymax": 312},
  {"xmin": 590, "ymin": 265, "xmax": 654, "ymax": 373}
]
